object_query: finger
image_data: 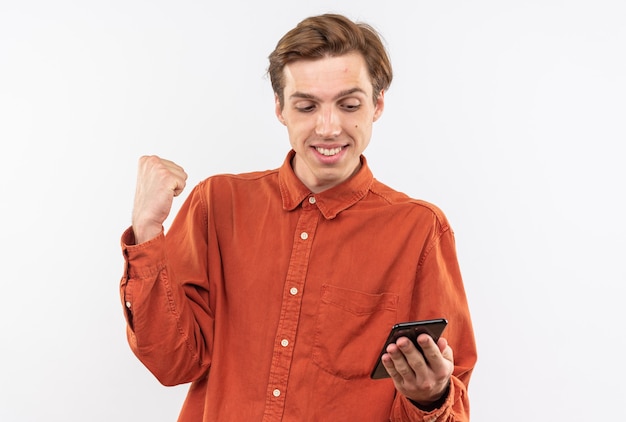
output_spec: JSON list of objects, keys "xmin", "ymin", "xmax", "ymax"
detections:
[
  {"xmin": 161, "ymin": 159, "xmax": 188, "ymax": 196},
  {"xmin": 417, "ymin": 335, "xmax": 454, "ymax": 382},
  {"xmin": 438, "ymin": 337, "xmax": 454, "ymax": 363},
  {"xmin": 382, "ymin": 341, "xmax": 415, "ymax": 382},
  {"xmin": 396, "ymin": 337, "xmax": 427, "ymax": 370},
  {"xmin": 138, "ymin": 155, "xmax": 185, "ymax": 177},
  {"xmin": 172, "ymin": 179, "xmax": 186, "ymax": 196},
  {"xmin": 417, "ymin": 333, "xmax": 438, "ymax": 357},
  {"xmin": 417, "ymin": 334, "xmax": 446, "ymax": 367},
  {"xmin": 160, "ymin": 158, "xmax": 189, "ymax": 180},
  {"xmin": 380, "ymin": 352, "xmax": 400, "ymax": 378},
  {"xmin": 436, "ymin": 336, "xmax": 448, "ymax": 353}
]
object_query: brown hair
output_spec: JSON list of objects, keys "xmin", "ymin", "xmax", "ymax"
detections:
[{"xmin": 268, "ymin": 14, "xmax": 393, "ymax": 108}]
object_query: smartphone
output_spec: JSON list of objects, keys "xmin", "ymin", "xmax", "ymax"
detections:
[{"xmin": 370, "ymin": 318, "xmax": 448, "ymax": 379}]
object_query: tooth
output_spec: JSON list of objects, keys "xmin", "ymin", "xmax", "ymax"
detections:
[{"xmin": 317, "ymin": 147, "xmax": 341, "ymax": 156}]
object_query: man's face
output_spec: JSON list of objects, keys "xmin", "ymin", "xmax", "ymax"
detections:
[{"xmin": 275, "ymin": 52, "xmax": 384, "ymax": 193}]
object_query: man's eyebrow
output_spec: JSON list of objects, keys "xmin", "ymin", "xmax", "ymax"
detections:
[{"xmin": 289, "ymin": 87, "xmax": 367, "ymax": 101}]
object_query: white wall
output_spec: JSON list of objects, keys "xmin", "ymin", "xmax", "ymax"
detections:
[{"xmin": 1, "ymin": 1, "xmax": 624, "ymax": 420}]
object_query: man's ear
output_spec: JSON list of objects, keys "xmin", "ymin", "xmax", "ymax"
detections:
[
  {"xmin": 373, "ymin": 90, "xmax": 385, "ymax": 122},
  {"xmin": 275, "ymin": 94, "xmax": 286, "ymax": 125}
]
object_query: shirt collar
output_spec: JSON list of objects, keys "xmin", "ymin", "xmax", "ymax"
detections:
[{"xmin": 278, "ymin": 150, "xmax": 373, "ymax": 220}]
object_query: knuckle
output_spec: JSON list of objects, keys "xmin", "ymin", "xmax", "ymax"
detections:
[{"xmin": 396, "ymin": 365, "xmax": 414, "ymax": 378}]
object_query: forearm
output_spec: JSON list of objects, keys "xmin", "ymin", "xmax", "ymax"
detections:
[{"xmin": 120, "ymin": 228, "xmax": 213, "ymax": 385}]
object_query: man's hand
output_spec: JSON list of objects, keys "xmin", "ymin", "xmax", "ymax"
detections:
[
  {"xmin": 381, "ymin": 334, "xmax": 454, "ymax": 407},
  {"xmin": 131, "ymin": 155, "xmax": 188, "ymax": 244}
]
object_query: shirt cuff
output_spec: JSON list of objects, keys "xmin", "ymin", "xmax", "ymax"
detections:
[
  {"xmin": 409, "ymin": 382, "xmax": 450, "ymax": 412},
  {"xmin": 121, "ymin": 226, "xmax": 167, "ymax": 279}
]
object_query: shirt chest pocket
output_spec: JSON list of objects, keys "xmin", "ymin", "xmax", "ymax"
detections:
[{"xmin": 312, "ymin": 284, "xmax": 399, "ymax": 380}]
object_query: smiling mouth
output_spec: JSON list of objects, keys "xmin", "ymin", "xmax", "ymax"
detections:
[{"xmin": 315, "ymin": 146, "xmax": 343, "ymax": 156}]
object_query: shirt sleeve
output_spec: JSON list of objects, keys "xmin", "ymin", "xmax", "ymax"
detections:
[
  {"xmin": 390, "ymin": 218, "xmax": 477, "ymax": 421},
  {"xmin": 119, "ymin": 183, "xmax": 214, "ymax": 386},
  {"xmin": 391, "ymin": 377, "xmax": 470, "ymax": 421}
]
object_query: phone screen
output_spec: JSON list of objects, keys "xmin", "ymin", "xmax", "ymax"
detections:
[{"xmin": 370, "ymin": 318, "xmax": 448, "ymax": 379}]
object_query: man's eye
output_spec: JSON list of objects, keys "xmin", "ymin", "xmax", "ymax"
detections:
[
  {"xmin": 341, "ymin": 103, "xmax": 361, "ymax": 111},
  {"xmin": 296, "ymin": 104, "xmax": 316, "ymax": 112}
]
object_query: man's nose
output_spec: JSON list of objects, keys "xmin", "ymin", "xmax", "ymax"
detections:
[{"xmin": 315, "ymin": 107, "xmax": 341, "ymax": 138}]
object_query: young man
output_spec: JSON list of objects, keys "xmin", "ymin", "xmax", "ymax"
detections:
[{"xmin": 120, "ymin": 13, "xmax": 477, "ymax": 421}]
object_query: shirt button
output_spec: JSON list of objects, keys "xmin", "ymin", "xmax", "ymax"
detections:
[
  {"xmin": 290, "ymin": 287, "xmax": 298, "ymax": 295},
  {"xmin": 308, "ymin": 196, "xmax": 316, "ymax": 204},
  {"xmin": 273, "ymin": 389, "xmax": 281, "ymax": 397},
  {"xmin": 125, "ymin": 301, "xmax": 131, "ymax": 309},
  {"xmin": 281, "ymin": 339, "xmax": 289, "ymax": 347},
  {"xmin": 300, "ymin": 232, "xmax": 308, "ymax": 240}
]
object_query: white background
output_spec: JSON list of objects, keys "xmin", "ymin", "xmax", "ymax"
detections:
[{"xmin": 1, "ymin": 1, "xmax": 625, "ymax": 420}]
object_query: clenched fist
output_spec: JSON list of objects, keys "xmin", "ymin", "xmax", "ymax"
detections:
[{"xmin": 131, "ymin": 155, "xmax": 188, "ymax": 244}]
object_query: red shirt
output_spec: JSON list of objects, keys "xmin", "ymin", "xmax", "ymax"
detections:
[{"xmin": 120, "ymin": 151, "xmax": 477, "ymax": 421}]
